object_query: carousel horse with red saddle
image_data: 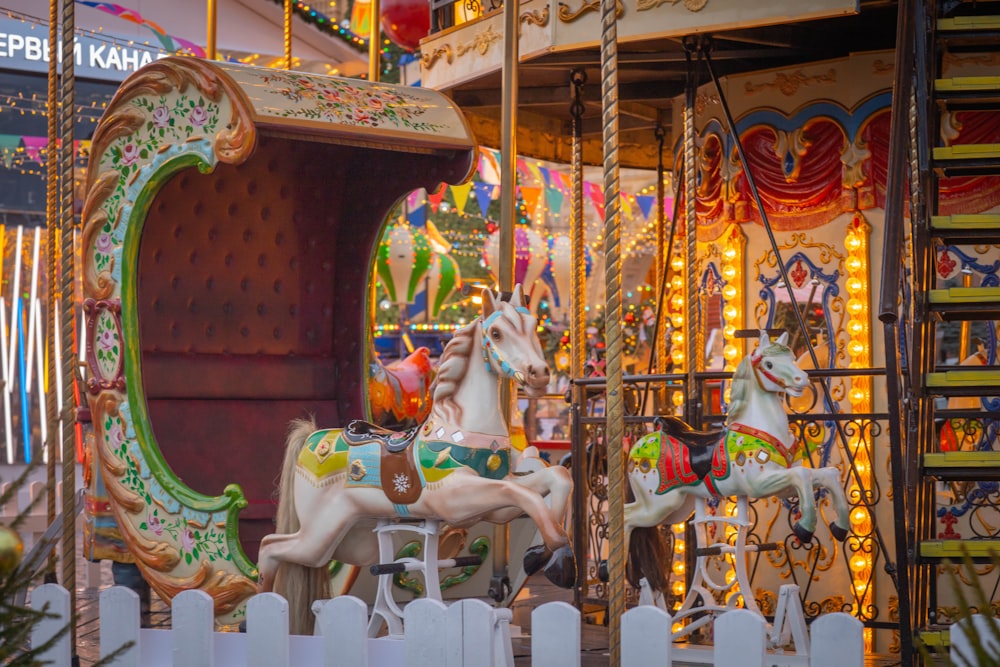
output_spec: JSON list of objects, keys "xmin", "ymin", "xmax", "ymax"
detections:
[{"xmin": 625, "ymin": 331, "xmax": 851, "ymax": 592}]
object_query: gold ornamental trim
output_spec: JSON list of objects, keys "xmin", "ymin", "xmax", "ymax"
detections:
[
  {"xmin": 637, "ymin": 0, "xmax": 706, "ymax": 12},
  {"xmin": 744, "ymin": 68, "xmax": 837, "ymax": 97},
  {"xmin": 457, "ymin": 25, "xmax": 503, "ymax": 58},
  {"xmin": 558, "ymin": 0, "xmax": 622, "ymax": 22},
  {"xmin": 520, "ymin": 7, "xmax": 550, "ymax": 29},
  {"xmin": 421, "ymin": 45, "xmax": 454, "ymax": 71},
  {"xmin": 422, "ymin": 25, "xmax": 503, "ymax": 71}
]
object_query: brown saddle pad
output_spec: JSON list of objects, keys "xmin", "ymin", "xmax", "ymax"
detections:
[{"xmin": 380, "ymin": 441, "xmax": 423, "ymax": 505}]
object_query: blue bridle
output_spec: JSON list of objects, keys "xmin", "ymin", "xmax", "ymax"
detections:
[{"xmin": 481, "ymin": 305, "xmax": 532, "ymax": 384}]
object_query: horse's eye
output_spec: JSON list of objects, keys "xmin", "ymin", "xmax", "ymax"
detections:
[
  {"xmin": 491, "ymin": 328, "xmax": 502, "ymax": 341},
  {"xmin": 765, "ymin": 361, "xmax": 773, "ymax": 369}
]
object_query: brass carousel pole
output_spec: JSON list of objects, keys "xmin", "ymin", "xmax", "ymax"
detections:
[
  {"xmin": 599, "ymin": 0, "xmax": 624, "ymax": 662},
  {"xmin": 58, "ymin": 0, "xmax": 77, "ymax": 651},
  {"xmin": 683, "ymin": 39, "xmax": 699, "ymax": 425},
  {"xmin": 284, "ymin": 0, "xmax": 294, "ymax": 70},
  {"xmin": 368, "ymin": 0, "xmax": 380, "ymax": 81},
  {"xmin": 654, "ymin": 126, "xmax": 668, "ymax": 400},
  {"xmin": 569, "ymin": 70, "xmax": 587, "ymax": 607},
  {"xmin": 207, "ymin": 0, "xmax": 217, "ymax": 60},
  {"xmin": 45, "ymin": 0, "xmax": 59, "ymax": 582},
  {"xmin": 491, "ymin": 0, "xmax": 519, "ymax": 602}
]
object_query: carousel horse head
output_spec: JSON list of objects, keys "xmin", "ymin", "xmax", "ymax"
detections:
[
  {"xmin": 728, "ymin": 331, "xmax": 809, "ymax": 422},
  {"xmin": 478, "ymin": 283, "xmax": 550, "ymax": 397}
]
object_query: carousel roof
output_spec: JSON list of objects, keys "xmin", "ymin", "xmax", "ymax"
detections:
[{"xmin": 425, "ymin": 0, "xmax": 899, "ymax": 169}]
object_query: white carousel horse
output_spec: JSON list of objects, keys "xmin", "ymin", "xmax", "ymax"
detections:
[
  {"xmin": 624, "ymin": 331, "xmax": 851, "ymax": 593},
  {"xmin": 258, "ymin": 284, "xmax": 575, "ymax": 633}
]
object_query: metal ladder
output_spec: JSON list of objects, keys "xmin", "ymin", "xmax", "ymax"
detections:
[{"xmin": 888, "ymin": 0, "xmax": 1000, "ymax": 658}]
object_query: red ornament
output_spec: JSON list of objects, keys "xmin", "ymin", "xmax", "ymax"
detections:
[{"xmin": 381, "ymin": 0, "xmax": 430, "ymax": 51}]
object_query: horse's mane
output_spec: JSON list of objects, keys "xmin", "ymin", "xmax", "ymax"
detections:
[
  {"xmin": 430, "ymin": 321, "xmax": 478, "ymax": 423},
  {"xmin": 726, "ymin": 342, "xmax": 792, "ymax": 425}
]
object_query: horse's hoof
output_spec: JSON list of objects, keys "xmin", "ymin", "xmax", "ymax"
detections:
[
  {"xmin": 542, "ymin": 546, "xmax": 576, "ymax": 589},
  {"xmin": 793, "ymin": 522, "xmax": 814, "ymax": 544},
  {"xmin": 829, "ymin": 521, "xmax": 849, "ymax": 542},
  {"xmin": 523, "ymin": 545, "xmax": 551, "ymax": 576}
]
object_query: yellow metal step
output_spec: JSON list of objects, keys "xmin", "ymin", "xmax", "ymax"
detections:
[
  {"xmin": 919, "ymin": 630, "xmax": 950, "ymax": 649},
  {"xmin": 936, "ymin": 76, "xmax": 1000, "ymax": 92},
  {"xmin": 930, "ymin": 286, "xmax": 1000, "ymax": 304},
  {"xmin": 938, "ymin": 15, "xmax": 1000, "ymax": 31},
  {"xmin": 926, "ymin": 369, "xmax": 1000, "ymax": 387},
  {"xmin": 932, "ymin": 214, "xmax": 1000, "ymax": 230},
  {"xmin": 925, "ymin": 451, "xmax": 1000, "ymax": 469},
  {"xmin": 934, "ymin": 144, "xmax": 1000, "ymax": 160},
  {"xmin": 920, "ymin": 540, "xmax": 1000, "ymax": 558}
]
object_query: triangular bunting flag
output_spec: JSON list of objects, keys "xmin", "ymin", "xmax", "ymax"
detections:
[
  {"xmin": 450, "ymin": 182, "xmax": 472, "ymax": 214},
  {"xmin": 407, "ymin": 188, "xmax": 425, "ymax": 212},
  {"xmin": 520, "ymin": 186, "xmax": 542, "ymax": 220},
  {"xmin": 427, "ymin": 183, "xmax": 447, "ymax": 212},
  {"xmin": 408, "ymin": 203, "xmax": 427, "ymax": 228},
  {"xmin": 622, "ymin": 194, "xmax": 634, "ymax": 221},
  {"xmin": 545, "ymin": 185, "xmax": 564, "ymax": 215},
  {"xmin": 552, "ymin": 172, "xmax": 568, "ymax": 193},
  {"xmin": 21, "ymin": 136, "xmax": 47, "ymax": 164},
  {"xmin": 585, "ymin": 182, "xmax": 605, "ymax": 221},
  {"xmin": 664, "ymin": 197, "xmax": 675, "ymax": 218},
  {"xmin": 0, "ymin": 135, "xmax": 21, "ymax": 169},
  {"xmin": 538, "ymin": 166, "xmax": 551, "ymax": 186},
  {"xmin": 635, "ymin": 195, "xmax": 655, "ymax": 221},
  {"xmin": 526, "ymin": 161, "xmax": 544, "ymax": 185},
  {"xmin": 473, "ymin": 181, "xmax": 494, "ymax": 218}
]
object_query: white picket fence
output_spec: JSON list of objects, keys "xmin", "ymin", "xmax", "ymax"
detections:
[{"xmin": 24, "ymin": 583, "xmax": 882, "ymax": 666}]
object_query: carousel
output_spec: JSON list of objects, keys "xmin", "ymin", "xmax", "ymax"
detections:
[{"xmin": 54, "ymin": 0, "xmax": 1000, "ymax": 665}]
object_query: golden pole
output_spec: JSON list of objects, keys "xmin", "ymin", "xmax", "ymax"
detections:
[
  {"xmin": 284, "ymin": 0, "xmax": 293, "ymax": 70},
  {"xmin": 599, "ymin": 0, "xmax": 624, "ymax": 662},
  {"xmin": 368, "ymin": 0, "xmax": 380, "ymax": 81},
  {"xmin": 570, "ymin": 72, "xmax": 586, "ymax": 380},
  {"xmin": 58, "ymin": 0, "xmax": 78, "ymax": 653},
  {"xmin": 492, "ymin": 0, "xmax": 520, "ymax": 600},
  {"xmin": 46, "ymin": 0, "xmax": 59, "ymax": 580},
  {"xmin": 207, "ymin": 0, "xmax": 217, "ymax": 60},
  {"xmin": 683, "ymin": 42, "xmax": 698, "ymax": 422}
]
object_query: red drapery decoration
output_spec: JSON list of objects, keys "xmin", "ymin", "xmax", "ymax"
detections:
[{"xmin": 733, "ymin": 119, "xmax": 847, "ymax": 229}]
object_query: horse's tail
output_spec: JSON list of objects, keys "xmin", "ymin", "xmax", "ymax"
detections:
[
  {"xmin": 272, "ymin": 417, "xmax": 331, "ymax": 635},
  {"xmin": 626, "ymin": 525, "xmax": 671, "ymax": 594}
]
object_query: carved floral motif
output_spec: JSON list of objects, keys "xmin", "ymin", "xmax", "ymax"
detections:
[{"xmin": 254, "ymin": 70, "xmax": 446, "ymax": 132}]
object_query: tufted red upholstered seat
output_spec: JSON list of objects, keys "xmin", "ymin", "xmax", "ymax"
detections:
[{"xmin": 136, "ymin": 135, "xmax": 467, "ymax": 561}]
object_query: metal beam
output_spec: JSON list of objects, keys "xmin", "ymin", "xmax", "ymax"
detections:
[{"xmin": 451, "ymin": 80, "xmax": 684, "ymax": 108}]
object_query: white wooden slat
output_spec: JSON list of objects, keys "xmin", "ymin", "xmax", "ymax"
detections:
[
  {"xmin": 493, "ymin": 607, "xmax": 515, "ymax": 667},
  {"xmin": 951, "ymin": 614, "xmax": 1000, "ymax": 667},
  {"xmin": 810, "ymin": 612, "xmax": 863, "ymax": 667},
  {"xmin": 446, "ymin": 599, "xmax": 495, "ymax": 667},
  {"xmin": 247, "ymin": 592, "xmax": 290, "ymax": 667},
  {"xmin": 314, "ymin": 596, "xmax": 368, "ymax": 666},
  {"xmin": 715, "ymin": 608, "xmax": 766, "ymax": 667},
  {"xmin": 622, "ymin": 605, "xmax": 671, "ymax": 666},
  {"xmin": 30, "ymin": 583, "xmax": 71, "ymax": 666},
  {"xmin": 404, "ymin": 597, "xmax": 448, "ymax": 667},
  {"xmin": 531, "ymin": 602, "xmax": 581, "ymax": 667},
  {"xmin": 100, "ymin": 585, "xmax": 141, "ymax": 666},
  {"xmin": 173, "ymin": 589, "xmax": 215, "ymax": 667}
]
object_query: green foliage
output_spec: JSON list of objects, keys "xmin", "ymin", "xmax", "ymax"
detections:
[
  {"xmin": 0, "ymin": 462, "xmax": 133, "ymax": 665},
  {"xmin": 917, "ymin": 555, "xmax": 1000, "ymax": 666}
]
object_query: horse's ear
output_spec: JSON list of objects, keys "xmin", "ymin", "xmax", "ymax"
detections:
[
  {"xmin": 776, "ymin": 331, "xmax": 789, "ymax": 347},
  {"xmin": 481, "ymin": 287, "xmax": 499, "ymax": 319},
  {"xmin": 511, "ymin": 283, "xmax": 524, "ymax": 307},
  {"xmin": 757, "ymin": 330, "xmax": 770, "ymax": 350}
]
